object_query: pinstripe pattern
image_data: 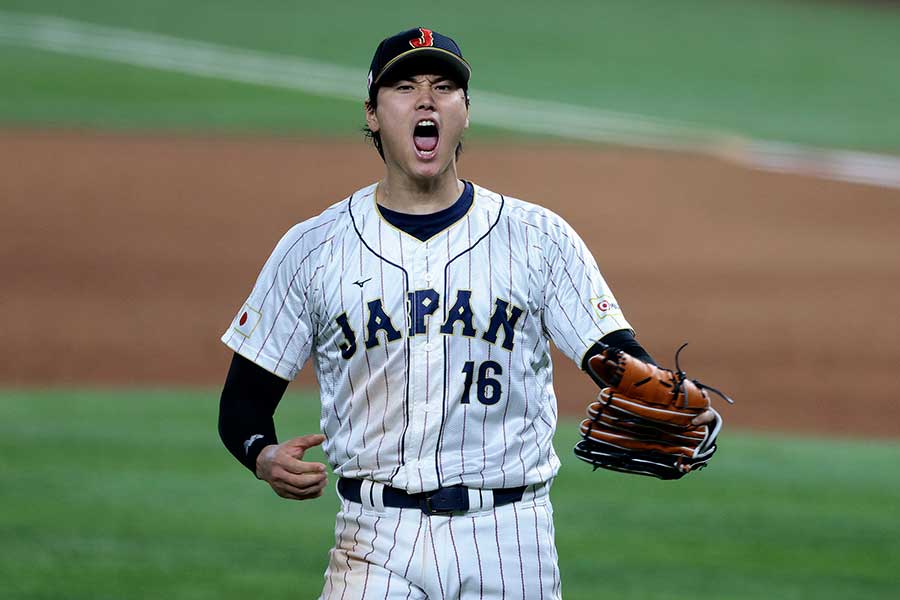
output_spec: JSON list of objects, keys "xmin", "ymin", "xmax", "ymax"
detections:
[
  {"xmin": 435, "ymin": 192, "xmax": 504, "ymax": 486},
  {"xmin": 224, "ymin": 182, "xmax": 626, "ymax": 599},
  {"xmin": 499, "ymin": 220, "xmax": 514, "ymax": 487},
  {"xmin": 459, "ymin": 215, "xmax": 473, "ymax": 478},
  {"xmin": 448, "ymin": 516, "xmax": 463, "ymax": 598},
  {"xmin": 471, "ymin": 515, "xmax": 485, "ymax": 598},
  {"xmin": 483, "ymin": 224, "xmax": 494, "ymax": 488},
  {"xmin": 493, "ymin": 510, "xmax": 507, "ymax": 597},
  {"xmin": 338, "ymin": 239, "xmax": 354, "ymax": 468},
  {"xmin": 222, "ymin": 182, "xmax": 629, "ymax": 488},
  {"xmin": 359, "ymin": 235, "xmax": 377, "ymax": 472},
  {"xmin": 531, "ymin": 506, "xmax": 545, "ymax": 600},
  {"xmin": 374, "ymin": 220, "xmax": 391, "ymax": 471},
  {"xmin": 426, "ymin": 517, "xmax": 445, "ymax": 597},
  {"xmin": 321, "ymin": 489, "xmax": 558, "ymax": 599}
]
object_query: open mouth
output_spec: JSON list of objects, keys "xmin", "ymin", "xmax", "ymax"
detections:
[{"xmin": 413, "ymin": 119, "xmax": 439, "ymax": 157}]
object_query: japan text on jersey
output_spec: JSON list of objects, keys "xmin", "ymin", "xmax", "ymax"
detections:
[{"xmin": 222, "ymin": 182, "xmax": 631, "ymax": 493}]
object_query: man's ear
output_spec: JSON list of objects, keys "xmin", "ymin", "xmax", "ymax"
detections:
[{"xmin": 364, "ymin": 100, "xmax": 379, "ymax": 132}]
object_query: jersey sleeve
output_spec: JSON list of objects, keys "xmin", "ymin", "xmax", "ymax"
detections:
[
  {"xmin": 540, "ymin": 217, "xmax": 632, "ymax": 366},
  {"xmin": 220, "ymin": 225, "xmax": 317, "ymax": 381}
]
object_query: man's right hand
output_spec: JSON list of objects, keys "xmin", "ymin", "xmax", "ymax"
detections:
[{"xmin": 255, "ymin": 434, "xmax": 328, "ymax": 500}]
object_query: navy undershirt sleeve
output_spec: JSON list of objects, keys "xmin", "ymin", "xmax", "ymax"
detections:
[
  {"xmin": 377, "ymin": 181, "xmax": 473, "ymax": 241},
  {"xmin": 218, "ymin": 353, "xmax": 288, "ymax": 475}
]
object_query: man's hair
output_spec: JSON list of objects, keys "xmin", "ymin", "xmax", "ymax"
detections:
[{"xmin": 363, "ymin": 91, "xmax": 469, "ymax": 162}]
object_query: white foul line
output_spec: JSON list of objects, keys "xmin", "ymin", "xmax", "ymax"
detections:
[{"xmin": 1, "ymin": 10, "xmax": 898, "ymax": 190}]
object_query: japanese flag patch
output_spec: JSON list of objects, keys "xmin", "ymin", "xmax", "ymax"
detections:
[{"xmin": 233, "ymin": 304, "xmax": 262, "ymax": 338}]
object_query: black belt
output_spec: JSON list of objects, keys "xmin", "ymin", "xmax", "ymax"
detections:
[{"xmin": 338, "ymin": 477, "xmax": 527, "ymax": 515}]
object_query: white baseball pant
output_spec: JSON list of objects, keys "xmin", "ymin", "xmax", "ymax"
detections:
[{"xmin": 320, "ymin": 482, "xmax": 561, "ymax": 599}]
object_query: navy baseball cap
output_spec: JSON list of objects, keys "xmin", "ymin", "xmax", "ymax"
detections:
[{"xmin": 367, "ymin": 27, "xmax": 471, "ymax": 102}]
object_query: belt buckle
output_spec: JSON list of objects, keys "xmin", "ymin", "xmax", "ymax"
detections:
[{"xmin": 421, "ymin": 485, "xmax": 469, "ymax": 515}]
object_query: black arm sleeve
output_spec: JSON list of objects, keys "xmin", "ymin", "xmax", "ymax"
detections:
[
  {"xmin": 580, "ymin": 329, "xmax": 656, "ymax": 389},
  {"xmin": 218, "ymin": 352, "xmax": 289, "ymax": 475}
]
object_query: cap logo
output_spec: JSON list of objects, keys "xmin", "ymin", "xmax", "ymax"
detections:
[{"xmin": 410, "ymin": 28, "xmax": 434, "ymax": 49}]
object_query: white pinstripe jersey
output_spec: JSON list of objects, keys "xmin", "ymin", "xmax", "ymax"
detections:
[{"xmin": 222, "ymin": 182, "xmax": 631, "ymax": 493}]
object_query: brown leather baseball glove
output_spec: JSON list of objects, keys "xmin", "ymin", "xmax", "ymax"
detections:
[{"xmin": 573, "ymin": 343, "xmax": 733, "ymax": 480}]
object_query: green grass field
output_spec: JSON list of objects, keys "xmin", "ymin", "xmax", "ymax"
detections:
[
  {"xmin": 1, "ymin": 0, "xmax": 899, "ymax": 149},
  {"xmin": 2, "ymin": 389, "xmax": 899, "ymax": 599}
]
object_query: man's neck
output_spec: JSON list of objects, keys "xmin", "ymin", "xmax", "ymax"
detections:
[{"xmin": 377, "ymin": 167, "xmax": 464, "ymax": 215}]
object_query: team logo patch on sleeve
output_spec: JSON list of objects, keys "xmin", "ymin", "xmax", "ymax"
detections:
[
  {"xmin": 233, "ymin": 304, "xmax": 262, "ymax": 338},
  {"xmin": 590, "ymin": 295, "xmax": 622, "ymax": 319}
]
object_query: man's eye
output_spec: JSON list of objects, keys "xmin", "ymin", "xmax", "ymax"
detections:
[{"xmin": 396, "ymin": 84, "xmax": 413, "ymax": 91}]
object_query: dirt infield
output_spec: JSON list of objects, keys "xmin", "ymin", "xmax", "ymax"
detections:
[{"xmin": 2, "ymin": 129, "xmax": 898, "ymax": 436}]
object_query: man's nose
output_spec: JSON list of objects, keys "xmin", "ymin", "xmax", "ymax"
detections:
[{"xmin": 415, "ymin": 87, "xmax": 436, "ymax": 111}]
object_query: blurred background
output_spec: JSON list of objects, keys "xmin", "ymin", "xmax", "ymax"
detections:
[{"xmin": 1, "ymin": 1, "xmax": 898, "ymax": 598}]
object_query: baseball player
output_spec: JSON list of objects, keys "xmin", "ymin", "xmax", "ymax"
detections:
[{"xmin": 218, "ymin": 27, "xmax": 713, "ymax": 599}]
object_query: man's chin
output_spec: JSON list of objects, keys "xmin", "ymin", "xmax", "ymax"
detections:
[
  {"xmin": 409, "ymin": 161, "xmax": 451, "ymax": 182},
  {"xmin": 406, "ymin": 152, "xmax": 454, "ymax": 180}
]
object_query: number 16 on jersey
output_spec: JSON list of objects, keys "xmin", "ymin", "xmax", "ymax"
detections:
[{"xmin": 460, "ymin": 360, "xmax": 503, "ymax": 405}]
